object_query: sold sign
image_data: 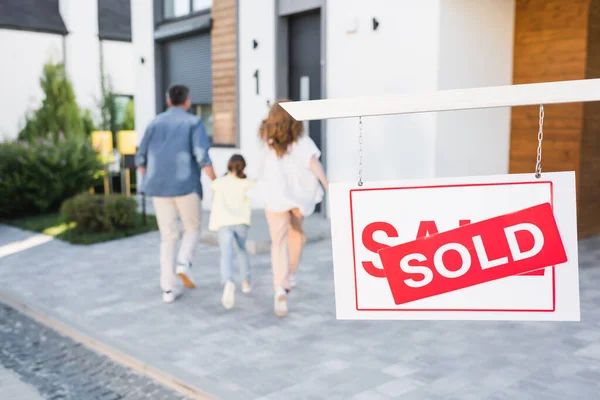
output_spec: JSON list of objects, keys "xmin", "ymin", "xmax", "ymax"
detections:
[{"xmin": 377, "ymin": 203, "xmax": 567, "ymax": 305}]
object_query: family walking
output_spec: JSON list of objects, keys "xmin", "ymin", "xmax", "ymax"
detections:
[{"xmin": 135, "ymin": 84, "xmax": 328, "ymax": 317}]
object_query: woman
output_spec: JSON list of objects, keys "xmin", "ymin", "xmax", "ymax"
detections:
[{"xmin": 257, "ymin": 100, "xmax": 329, "ymax": 317}]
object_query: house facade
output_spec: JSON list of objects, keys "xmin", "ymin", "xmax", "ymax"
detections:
[
  {"xmin": 134, "ymin": 0, "xmax": 599, "ymax": 237},
  {"xmin": 0, "ymin": 0, "xmax": 135, "ymax": 141}
]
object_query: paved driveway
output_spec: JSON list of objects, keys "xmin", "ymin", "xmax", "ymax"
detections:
[{"xmin": 0, "ymin": 224, "xmax": 599, "ymax": 399}]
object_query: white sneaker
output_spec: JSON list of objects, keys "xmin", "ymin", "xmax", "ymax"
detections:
[
  {"xmin": 242, "ymin": 280, "xmax": 251, "ymax": 294},
  {"xmin": 222, "ymin": 281, "xmax": 236, "ymax": 310},
  {"xmin": 274, "ymin": 286, "xmax": 288, "ymax": 317},
  {"xmin": 288, "ymin": 273, "xmax": 297, "ymax": 288},
  {"xmin": 176, "ymin": 262, "xmax": 196, "ymax": 289},
  {"xmin": 162, "ymin": 287, "xmax": 183, "ymax": 303}
]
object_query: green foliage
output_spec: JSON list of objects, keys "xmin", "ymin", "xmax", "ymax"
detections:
[
  {"xmin": 19, "ymin": 61, "xmax": 84, "ymax": 142},
  {"xmin": 105, "ymin": 195, "xmax": 138, "ymax": 231},
  {"xmin": 99, "ymin": 77, "xmax": 119, "ymax": 139},
  {"xmin": 81, "ymin": 109, "xmax": 96, "ymax": 137},
  {"xmin": 60, "ymin": 193, "xmax": 106, "ymax": 232},
  {"xmin": 61, "ymin": 193, "xmax": 137, "ymax": 233},
  {"xmin": 0, "ymin": 137, "xmax": 103, "ymax": 219},
  {"xmin": 121, "ymin": 99, "xmax": 135, "ymax": 130}
]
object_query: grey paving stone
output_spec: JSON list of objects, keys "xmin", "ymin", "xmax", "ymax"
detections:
[
  {"xmin": 1, "ymin": 224, "xmax": 600, "ymax": 399},
  {"xmin": 0, "ymin": 304, "xmax": 188, "ymax": 400}
]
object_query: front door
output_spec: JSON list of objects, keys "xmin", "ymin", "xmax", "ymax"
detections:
[{"xmin": 287, "ymin": 10, "xmax": 323, "ymax": 213}]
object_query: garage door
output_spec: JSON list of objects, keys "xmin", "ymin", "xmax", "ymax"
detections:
[{"xmin": 163, "ymin": 33, "xmax": 212, "ymax": 105}]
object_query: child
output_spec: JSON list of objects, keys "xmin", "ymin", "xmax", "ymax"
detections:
[
  {"xmin": 257, "ymin": 100, "xmax": 329, "ymax": 317},
  {"xmin": 209, "ymin": 154, "xmax": 255, "ymax": 309}
]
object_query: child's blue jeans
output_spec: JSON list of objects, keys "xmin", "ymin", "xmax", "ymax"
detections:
[{"xmin": 218, "ymin": 224, "xmax": 251, "ymax": 284}]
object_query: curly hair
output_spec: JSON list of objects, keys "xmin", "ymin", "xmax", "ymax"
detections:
[{"xmin": 258, "ymin": 99, "xmax": 304, "ymax": 158}]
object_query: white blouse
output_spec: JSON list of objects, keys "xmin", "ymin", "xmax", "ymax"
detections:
[{"xmin": 256, "ymin": 135, "xmax": 324, "ymax": 217}]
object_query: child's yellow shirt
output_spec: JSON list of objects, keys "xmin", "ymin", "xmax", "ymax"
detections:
[{"xmin": 209, "ymin": 173, "xmax": 255, "ymax": 231}]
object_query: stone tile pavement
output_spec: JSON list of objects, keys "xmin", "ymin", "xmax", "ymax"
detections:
[
  {"xmin": 0, "ymin": 365, "xmax": 44, "ymax": 400},
  {"xmin": 0, "ymin": 223, "xmax": 600, "ymax": 399},
  {"xmin": 0, "ymin": 304, "xmax": 189, "ymax": 400}
]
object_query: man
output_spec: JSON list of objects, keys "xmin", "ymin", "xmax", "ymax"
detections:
[{"xmin": 135, "ymin": 85, "xmax": 216, "ymax": 303}]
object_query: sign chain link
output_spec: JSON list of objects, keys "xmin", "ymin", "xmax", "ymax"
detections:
[
  {"xmin": 535, "ymin": 104, "xmax": 544, "ymax": 179},
  {"xmin": 358, "ymin": 116, "xmax": 364, "ymax": 186}
]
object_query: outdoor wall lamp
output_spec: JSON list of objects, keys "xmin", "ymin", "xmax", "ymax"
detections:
[{"xmin": 373, "ymin": 18, "xmax": 380, "ymax": 31}]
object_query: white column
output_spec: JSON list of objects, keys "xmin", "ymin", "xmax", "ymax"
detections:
[
  {"xmin": 131, "ymin": 0, "xmax": 157, "ymax": 141},
  {"xmin": 59, "ymin": 0, "xmax": 102, "ymax": 117}
]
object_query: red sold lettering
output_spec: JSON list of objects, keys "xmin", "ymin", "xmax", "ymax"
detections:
[{"xmin": 377, "ymin": 203, "xmax": 567, "ymax": 305}]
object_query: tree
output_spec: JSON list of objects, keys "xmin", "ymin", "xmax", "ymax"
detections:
[
  {"xmin": 19, "ymin": 61, "xmax": 84, "ymax": 142},
  {"xmin": 99, "ymin": 76, "xmax": 119, "ymax": 143}
]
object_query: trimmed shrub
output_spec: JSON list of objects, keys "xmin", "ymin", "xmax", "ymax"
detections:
[
  {"xmin": 61, "ymin": 193, "xmax": 137, "ymax": 232},
  {"xmin": 105, "ymin": 195, "xmax": 137, "ymax": 231},
  {"xmin": 0, "ymin": 137, "xmax": 103, "ymax": 219}
]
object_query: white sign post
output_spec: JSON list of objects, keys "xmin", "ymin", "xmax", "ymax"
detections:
[{"xmin": 329, "ymin": 172, "xmax": 579, "ymax": 321}]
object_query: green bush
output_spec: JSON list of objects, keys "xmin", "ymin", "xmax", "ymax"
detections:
[
  {"xmin": 61, "ymin": 193, "xmax": 137, "ymax": 232},
  {"xmin": 0, "ymin": 137, "xmax": 103, "ymax": 219},
  {"xmin": 105, "ymin": 195, "xmax": 137, "ymax": 231}
]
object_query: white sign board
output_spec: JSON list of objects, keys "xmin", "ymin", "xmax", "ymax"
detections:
[{"xmin": 329, "ymin": 172, "xmax": 580, "ymax": 321}]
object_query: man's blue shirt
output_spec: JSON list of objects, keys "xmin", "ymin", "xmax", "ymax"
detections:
[{"xmin": 135, "ymin": 107, "xmax": 212, "ymax": 198}]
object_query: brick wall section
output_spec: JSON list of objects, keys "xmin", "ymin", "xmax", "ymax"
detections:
[
  {"xmin": 580, "ymin": 0, "xmax": 600, "ymax": 237},
  {"xmin": 510, "ymin": 0, "xmax": 598, "ymax": 237},
  {"xmin": 211, "ymin": 0, "xmax": 237, "ymax": 145}
]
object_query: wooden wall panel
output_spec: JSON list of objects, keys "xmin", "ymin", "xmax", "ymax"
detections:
[
  {"xmin": 211, "ymin": 0, "xmax": 237, "ymax": 146},
  {"xmin": 579, "ymin": 0, "xmax": 600, "ymax": 237},
  {"xmin": 509, "ymin": 0, "xmax": 594, "ymax": 236},
  {"xmin": 511, "ymin": 0, "xmax": 600, "ymax": 237}
]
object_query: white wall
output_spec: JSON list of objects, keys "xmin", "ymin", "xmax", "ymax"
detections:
[
  {"xmin": 101, "ymin": 40, "xmax": 135, "ymax": 95},
  {"xmin": 434, "ymin": 0, "xmax": 515, "ymax": 177},
  {"xmin": 326, "ymin": 0, "xmax": 442, "ymax": 184},
  {"xmin": 131, "ymin": 0, "xmax": 156, "ymax": 140},
  {"xmin": 0, "ymin": 30, "xmax": 64, "ymax": 141},
  {"xmin": 60, "ymin": 0, "xmax": 102, "ymax": 117}
]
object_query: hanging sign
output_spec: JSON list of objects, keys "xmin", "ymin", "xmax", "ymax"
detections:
[{"xmin": 329, "ymin": 172, "xmax": 580, "ymax": 321}]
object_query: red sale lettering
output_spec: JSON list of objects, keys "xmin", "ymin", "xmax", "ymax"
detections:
[
  {"xmin": 377, "ymin": 203, "xmax": 567, "ymax": 305},
  {"xmin": 361, "ymin": 220, "xmax": 471, "ymax": 278},
  {"xmin": 361, "ymin": 222, "xmax": 398, "ymax": 278}
]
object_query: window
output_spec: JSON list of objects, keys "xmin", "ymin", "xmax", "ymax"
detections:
[
  {"xmin": 191, "ymin": 104, "xmax": 213, "ymax": 140},
  {"xmin": 163, "ymin": 0, "xmax": 212, "ymax": 20},
  {"xmin": 114, "ymin": 95, "xmax": 135, "ymax": 130},
  {"xmin": 193, "ymin": 0, "xmax": 212, "ymax": 12},
  {"xmin": 164, "ymin": 0, "xmax": 190, "ymax": 19}
]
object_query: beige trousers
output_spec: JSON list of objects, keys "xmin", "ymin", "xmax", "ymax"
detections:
[
  {"xmin": 153, "ymin": 192, "xmax": 202, "ymax": 291},
  {"xmin": 265, "ymin": 208, "xmax": 306, "ymax": 291}
]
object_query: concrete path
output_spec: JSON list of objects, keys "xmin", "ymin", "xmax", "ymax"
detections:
[
  {"xmin": 0, "ymin": 366, "xmax": 45, "ymax": 400},
  {"xmin": 0, "ymin": 224, "xmax": 599, "ymax": 399}
]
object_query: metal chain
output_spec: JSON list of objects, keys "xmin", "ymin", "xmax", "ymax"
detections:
[
  {"xmin": 358, "ymin": 116, "xmax": 363, "ymax": 186},
  {"xmin": 535, "ymin": 105, "xmax": 544, "ymax": 179}
]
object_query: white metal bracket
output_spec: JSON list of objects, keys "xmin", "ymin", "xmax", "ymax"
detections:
[{"xmin": 280, "ymin": 79, "xmax": 600, "ymax": 121}]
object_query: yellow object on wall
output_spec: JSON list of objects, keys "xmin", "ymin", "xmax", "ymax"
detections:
[
  {"xmin": 117, "ymin": 130, "xmax": 137, "ymax": 155},
  {"xmin": 91, "ymin": 131, "xmax": 113, "ymax": 155}
]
